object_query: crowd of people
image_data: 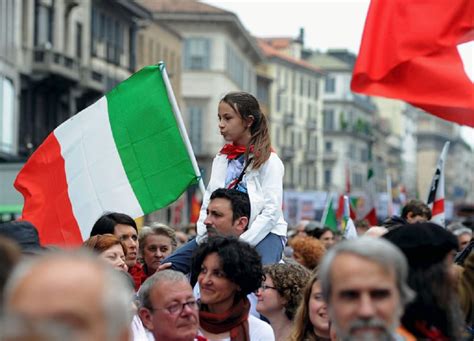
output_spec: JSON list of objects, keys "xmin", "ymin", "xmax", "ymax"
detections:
[{"xmin": 0, "ymin": 91, "xmax": 473, "ymax": 340}]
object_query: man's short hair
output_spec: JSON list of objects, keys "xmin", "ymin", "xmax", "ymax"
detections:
[
  {"xmin": 90, "ymin": 212, "xmax": 137, "ymax": 236},
  {"xmin": 3, "ymin": 250, "xmax": 133, "ymax": 341},
  {"xmin": 319, "ymin": 237, "xmax": 415, "ymax": 306},
  {"xmin": 209, "ymin": 188, "xmax": 250, "ymax": 223},
  {"xmin": 401, "ymin": 199, "xmax": 431, "ymax": 220},
  {"xmin": 137, "ymin": 270, "xmax": 189, "ymax": 310}
]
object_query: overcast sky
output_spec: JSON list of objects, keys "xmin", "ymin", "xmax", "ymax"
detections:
[
  {"xmin": 203, "ymin": 0, "xmax": 370, "ymax": 54},
  {"xmin": 202, "ymin": 0, "xmax": 474, "ymax": 144}
]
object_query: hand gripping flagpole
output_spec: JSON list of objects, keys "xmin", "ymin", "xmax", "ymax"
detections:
[{"xmin": 160, "ymin": 62, "xmax": 206, "ymax": 195}]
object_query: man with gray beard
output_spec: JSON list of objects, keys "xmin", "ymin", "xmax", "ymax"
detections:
[{"xmin": 318, "ymin": 237, "xmax": 415, "ymax": 341}]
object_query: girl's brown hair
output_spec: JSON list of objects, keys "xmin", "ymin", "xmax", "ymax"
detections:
[
  {"xmin": 82, "ymin": 234, "xmax": 127, "ymax": 256},
  {"xmin": 289, "ymin": 272, "xmax": 321, "ymax": 341},
  {"xmin": 220, "ymin": 92, "xmax": 272, "ymax": 169}
]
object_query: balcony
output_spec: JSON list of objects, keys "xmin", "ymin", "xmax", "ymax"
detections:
[
  {"xmin": 283, "ymin": 112, "xmax": 295, "ymax": 125},
  {"xmin": 307, "ymin": 118, "xmax": 317, "ymax": 130},
  {"xmin": 323, "ymin": 151, "xmax": 338, "ymax": 162},
  {"xmin": 80, "ymin": 67, "xmax": 106, "ymax": 93},
  {"xmin": 31, "ymin": 47, "xmax": 80, "ymax": 82},
  {"xmin": 281, "ymin": 146, "xmax": 295, "ymax": 160}
]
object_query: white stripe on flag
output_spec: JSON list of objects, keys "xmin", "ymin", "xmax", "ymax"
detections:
[{"xmin": 54, "ymin": 97, "xmax": 143, "ymax": 239}]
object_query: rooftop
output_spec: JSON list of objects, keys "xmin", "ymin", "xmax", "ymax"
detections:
[
  {"xmin": 137, "ymin": 0, "xmax": 231, "ymax": 15},
  {"xmin": 257, "ymin": 39, "xmax": 324, "ymax": 75}
]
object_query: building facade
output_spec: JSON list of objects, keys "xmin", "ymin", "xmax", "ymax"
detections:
[
  {"xmin": 307, "ymin": 50, "xmax": 378, "ymax": 196},
  {"xmin": 417, "ymin": 112, "xmax": 473, "ymax": 204},
  {"xmin": 257, "ymin": 37, "xmax": 324, "ymax": 190},
  {"xmin": 143, "ymin": 0, "xmax": 263, "ymax": 182}
]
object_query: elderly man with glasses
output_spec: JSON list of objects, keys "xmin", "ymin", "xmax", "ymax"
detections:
[{"xmin": 138, "ymin": 270, "xmax": 202, "ymax": 341}]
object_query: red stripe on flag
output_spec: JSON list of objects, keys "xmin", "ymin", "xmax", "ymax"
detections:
[
  {"xmin": 431, "ymin": 199, "xmax": 445, "ymax": 216},
  {"xmin": 364, "ymin": 208, "xmax": 378, "ymax": 226},
  {"xmin": 14, "ymin": 133, "xmax": 83, "ymax": 246}
]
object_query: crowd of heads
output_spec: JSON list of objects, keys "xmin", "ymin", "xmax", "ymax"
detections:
[{"xmin": 0, "ymin": 189, "xmax": 472, "ymax": 340}]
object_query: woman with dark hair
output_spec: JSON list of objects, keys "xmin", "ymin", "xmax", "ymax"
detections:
[
  {"xmin": 290, "ymin": 272, "xmax": 331, "ymax": 341},
  {"xmin": 191, "ymin": 236, "xmax": 274, "ymax": 340},
  {"xmin": 384, "ymin": 222, "xmax": 465, "ymax": 340},
  {"xmin": 195, "ymin": 92, "xmax": 287, "ymax": 265},
  {"xmin": 256, "ymin": 263, "xmax": 310, "ymax": 341},
  {"xmin": 308, "ymin": 227, "xmax": 336, "ymax": 250},
  {"xmin": 82, "ymin": 234, "xmax": 128, "ymax": 273},
  {"xmin": 90, "ymin": 212, "xmax": 142, "ymax": 289}
]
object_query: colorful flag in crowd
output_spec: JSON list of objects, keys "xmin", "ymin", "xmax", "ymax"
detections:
[
  {"xmin": 358, "ymin": 147, "xmax": 377, "ymax": 225},
  {"xmin": 342, "ymin": 195, "xmax": 358, "ymax": 240},
  {"xmin": 321, "ymin": 193, "xmax": 338, "ymax": 232},
  {"xmin": 337, "ymin": 163, "xmax": 356, "ymax": 220},
  {"xmin": 352, "ymin": 0, "xmax": 474, "ymax": 127},
  {"xmin": 427, "ymin": 142, "xmax": 450, "ymax": 227},
  {"xmin": 190, "ymin": 190, "xmax": 202, "ymax": 224},
  {"xmin": 15, "ymin": 64, "xmax": 201, "ymax": 245}
]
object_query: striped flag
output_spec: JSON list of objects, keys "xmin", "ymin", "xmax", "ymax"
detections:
[
  {"xmin": 14, "ymin": 64, "xmax": 201, "ymax": 245},
  {"xmin": 427, "ymin": 142, "xmax": 450, "ymax": 227},
  {"xmin": 342, "ymin": 195, "xmax": 358, "ymax": 240},
  {"xmin": 359, "ymin": 147, "xmax": 377, "ymax": 225},
  {"xmin": 321, "ymin": 193, "xmax": 338, "ymax": 232}
]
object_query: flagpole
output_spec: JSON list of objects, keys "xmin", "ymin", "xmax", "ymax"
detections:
[{"xmin": 160, "ymin": 62, "xmax": 206, "ymax": 195}]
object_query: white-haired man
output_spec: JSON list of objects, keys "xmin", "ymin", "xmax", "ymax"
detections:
[
  {"xmin": 319, "ymin": 237, "xmax": 415, "ymax": 340},
  {"xmin": 2, "ymin": 251, "xmax": 132, "ymax": 341}
]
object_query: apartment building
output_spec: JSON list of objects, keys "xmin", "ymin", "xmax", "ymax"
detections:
[
  {"xmin": 0, "ymin": 0, "xmax": 151, "ymax": 220},
  {"xmin": 141, "ymin": 0, "xmax": 263, "ymax": 181},
  {"xmin": 306, "ymin": 50, "xmax": 378, "ymax": 196},
  {"xmin": 417, "ymin": 113, "xmax": 473, "ymax": 203},
  {"xmin": 257, "ymin": 36, "xmax": 324, "ymax": 190}
]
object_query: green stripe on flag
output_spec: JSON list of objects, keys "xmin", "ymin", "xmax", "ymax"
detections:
[{"xmin": 107, "ymin": 65, "xmax": 199, "ymax": 213}]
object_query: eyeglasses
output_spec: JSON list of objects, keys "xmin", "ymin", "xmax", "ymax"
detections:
[
  {"xmin": 148, "ymin": 300, "xmax": 198, "ymax": 315},
  {"xmin": 260, "ymin": 284, "xmax": 278, "ymax": 291}
]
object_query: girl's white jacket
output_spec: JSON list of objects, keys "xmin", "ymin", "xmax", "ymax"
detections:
[{"xmin": 196, "ymin": 152, "xmax": 288, "ymax": 246}]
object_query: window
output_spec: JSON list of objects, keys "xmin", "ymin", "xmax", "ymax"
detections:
[
  {"xmin": 300, "ymin": 75, "xmax": 304, "ymax": 96},
  {"xmin": 323, "ymin": 109, "xmax": 334, "ymax": 131},
  {"xmin": 184, "ymin": 38, "xmax": 210, "ymax": 70},
  {"xmin": 324, "ymin": 76, "xmax": 335, "ymax": 93},
  {"xmin": 76, "ymin": 23, "xmax": 82, "ymax": 59},
  {"xmin": 35, "ymin": 2, "xmax": 53, "ymax": 47},
  {"xmin": 324, "ymin": 169, "xmax": 332, "ymax": 186},
  {"xmin": 325, "ymin": 141, "xmax": 332, "ymax": 152},
  {"xmin": 0, "ymin": 77, "xmax": 15, "ymax": 154},
  {"xmin": 188, "ymin": 106, "xmax": 203, "ymax": 154}
]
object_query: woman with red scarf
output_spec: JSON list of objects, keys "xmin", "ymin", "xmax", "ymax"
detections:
[
  {"xmin": 195, "ymin": 92, "xmax": 287, "ymax": 265},
  {"xmin": 191, "ymin": 236, "xmax": 274, "ymax": 341}
]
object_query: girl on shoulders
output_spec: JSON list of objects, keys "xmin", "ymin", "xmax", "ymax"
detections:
[{"xmin": 196, "ymin": 91, "xmax": 287, "ymax": 264}]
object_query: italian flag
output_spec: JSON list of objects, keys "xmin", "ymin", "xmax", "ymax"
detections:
[
  {"xmin": 14, "ymin": 64, "xmax": 200, "ymax": 246},
  {"xmin": 321, "ymin": 193, "xmax": 338, "ymax": 233}
]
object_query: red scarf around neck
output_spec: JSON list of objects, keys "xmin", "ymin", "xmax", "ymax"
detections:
[
  {"xmin": 199, "ymin": 297, "xmax": 250, "ymax": 341},
  {"xmin": 219, "ymin": 144, "xmax": 254, "ymax": 160}
]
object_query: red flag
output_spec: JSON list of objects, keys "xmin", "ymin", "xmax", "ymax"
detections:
[
  {"xmin": 190, "ymin": 191, "xmax": 202, "ymax": 224},
  {"xmin": 352, "ymin": 0, "xmax": 474, "ymax": 127},
  {"xmin": 336, "ymin": 163, "xmax": 356, "ymax": 220}
]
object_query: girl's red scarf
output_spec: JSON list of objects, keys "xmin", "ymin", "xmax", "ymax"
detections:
[
  {"xmin": 219, "ymin": 144, "xmax": 254, "ymax": 160},
  {"xmin": 199, "ymin": 297, "xmax": 250, "ymax": 341}
]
